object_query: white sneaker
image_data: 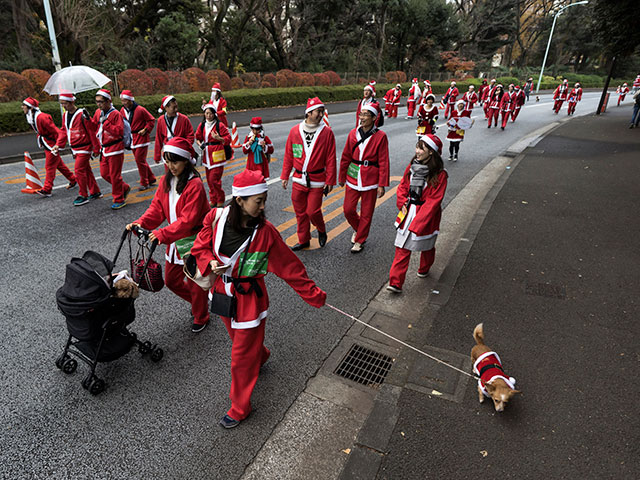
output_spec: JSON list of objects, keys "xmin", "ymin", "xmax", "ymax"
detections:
[
  {"xmin": 453, "ymin": 156, "xmax": 458, "ymax": 162},
  {"xmin": 417, "ymin": 271, "xmax": 429, "ymax": 278},
  {"xmin": 386, "ymin": 285, "xmax": 402, "ymax": 293},
  {"xmin": 351, "ymin": 231, "xmax": 357, "ymax": 244},
  {"xmin": 448, "ymin": 156, "xmax": 453, "ymax": 161},
  {"xmin": 351, "ymin": 242, "xmax": 364, "ymax": 253}
]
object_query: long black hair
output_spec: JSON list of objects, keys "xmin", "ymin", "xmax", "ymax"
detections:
[
  {"xmin": 163, "ymin": 152, "xmax": 200, "ymax": 194},
  {"xmin": 408, "ymin": 138, "xmax": 444, "ymax": 188},
  {"xmin": 227, "ymin": 195, "xmax": 266, "ymax": 232}
]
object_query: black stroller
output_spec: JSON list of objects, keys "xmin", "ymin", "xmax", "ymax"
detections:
[{"xmin": 55, "ymin": 226, "xmax": 163, "ymax": 395}]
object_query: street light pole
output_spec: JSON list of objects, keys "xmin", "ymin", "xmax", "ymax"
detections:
[
  {"xmin": 536, "ymin": 1, "xmax": 589, "ymax": 93},
  {"xmin": 42, "ymin": 0, "xmax": 64, "ymax": 118}
]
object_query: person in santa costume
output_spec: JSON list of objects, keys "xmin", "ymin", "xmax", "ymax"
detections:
[
  {"xmin": 21, "ymin": 97, "xmax": 76, "ymax": 197},
  {"xmin": 567, "ymin": 83, "xmax": 582, "ymax": 116},
  {"xmin": 617, "ymin": 83, "xmax": 630, "ymax": 106},
  {"xmin": 632, "ymin": 75, "xmax": 640, "ymax": 94},
  {"xmin": 481, "ymin": 79, "xmax": 497, "ymax": 120},
  {"xmin": 338, "ymin": 102, "xmax": 389, "ymax": 253},
  {"xmin": 127, "ymin": 137, "xmax": 211, "ymax": 333},
  {"xmin": 420, "ymin": 80, "xmax": 433, "ymax": 105},
  {"xmin": 196, "ymin": 101, "xmax": 231, "ymax": 207},
  {"xmin": 478, "ymin": 79, "xmax": 489, "ymax": 107},
  {"xmin": 387, "ymin": 134, "xmax": 447, "ymax": 293},
  {"xmin": 356, "ymin": 81, "xmax": 383, "ymax": 128},
  {"xmin": 461, "ymin": 84, "xmax": 478, "ymax": 116},
  {"xmin": 281, "ymin": 97, "xmax": 337, "ymax": 251},
  {"xmin": 190, "ymin": 169, "xmax": 326, "ymax": 428},
  {"xmin": 552, "ymin": 79, "xmax": 569, "ymax": 114},
  {"xmin": 510, "ymin": 85, "xmax": 526, "ymax": 121},
  {"xmin": 56, "ymin": 91, "xmax": 101, "ymax": 206},
  {"xmin": 499, "ymin": 84, "xmax": 516, "ymax": 130},
  {"xmin": 416, "ymin": 94, "xmax": 439, "ymax": 136},
  {"xmin": 242, "ymin": 117, "xmax": 274, "ymax": 180},
  {"xmin": 446, "ymin": 100, "xmax": 473, "ymax": 162},
  {"xmin": 210, "ymin": 83, "xmax": 229, "ymax": 126},
  {"xmin": 406, "ymin": 78, "xmax": 421, "ymax": 119},
  {"xmin": 487, "ymin": 84, "xmax": 503, "ymax": 129},
  {"xmin": 91, "ymin": 89, "xmax": 130, "ymax": 209},
  {"xmin": 154, "ymin": 95, "xmax": 195, "ymax": 165},
  {"xmin": 383, "ymin": 84, "xmax": 402, "ymax": 118},
  {"xmin": 443, "ymin": 81, "xmax": 459, "ymax": 119},
  {"xmin": 120, "ymin": 90, "xmax": 157, "ymax": 191}
]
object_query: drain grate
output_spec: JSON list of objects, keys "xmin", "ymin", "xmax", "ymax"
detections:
[
  {"xmin": 334, "ymin": 343, "xmax": 393, "ymax": 387},
  {"xmin": 525, "ymin": 282, "xmax": 566, "ymax": 299}
]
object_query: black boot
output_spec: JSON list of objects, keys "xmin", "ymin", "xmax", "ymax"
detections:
[
  {"xmin": 291, "ymin": 241, "xmax": 310, "ymax": 251},
  {"xmin": 318, "ymin": 231, "xmax": 328, "ymax": 247}
]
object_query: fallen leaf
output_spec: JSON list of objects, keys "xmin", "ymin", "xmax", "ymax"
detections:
[
  {"xmin": 408, "ymin": 324, "xmax": 412, "ymax": 329},
  {"xmin": 480, "ymin": 450, "xmax": 488, "ymax": 458},
  {"xmin": 521, "ymin": 201, "xmax": 528, "ymax": 204},
  {"xmin": 400, "ymin": 432, "xmax": 405, "ymax": 437},
  {"xmin": 342, "ymin": 448, "xmax": 351, "ymax": 455},
  {"xmin": 431, "ymin": 390, "xmax": 443, "ymax": 396}
]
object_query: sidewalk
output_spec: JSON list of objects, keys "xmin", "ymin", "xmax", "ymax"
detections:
[{"xmin": 345, "ymin": 106, "xmax": 640, "ymax": 478}]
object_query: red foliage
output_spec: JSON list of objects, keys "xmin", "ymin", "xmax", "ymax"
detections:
[
  {"xmin": 0, "ymin": 70, "xmax": 35, "ymax": 102},
  {"xmin": 231, "ymin": 77, "xmax": 245, "ymax": 90},
  {"xmin": 313, "ymin": 73, "xmax": 331, "ymax": 86},
  {"xmin": 276, "ymin": 69, "xmax": 298, "ymax": 88},
  {"xmin": 181, "ymin": 67, "xmax": 208, "ymax": 92},
  {"xmin": 385, "ymin": 71, "xmax": 399, "ymax": 84},
  {"xmin": 240, "ymin": 72, "xmax": 260, "ymax": 89},
  {"xmin": 21, "ymin": 69, "xmax": 53, "ymax": 101},
  {"xmin": 299, "ymin": 72, "xmax": 315, "ymax": 87},
  {"xmin": 323, "ymin": 70, "xmax": 342, "ymax": 86},
  {"xmin": 165, "ymin": 70, "xmax": 188, "ymax": 93},
  {"xmin": 395, "ymin": 71, "xmax": 407, "ymax": 83},
  {"xmin": 261, "ymin": 73, "xmax": 277, "ymax": 88},
  {"xmin": 144, "ymin": 68, "xmax": 169, "ymax": 94},
  {"xmin": 441, "ymin": 50, "xmax": 475, "ymax": 75},
  {"xmin": 206, "ymin": 69, "xmax": 232, "ymax": 91},
  {"xmin": 118, "ymin": 69, "xmax": 154, "ymax": 96}
]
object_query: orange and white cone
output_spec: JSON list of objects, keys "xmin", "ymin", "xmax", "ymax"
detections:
[
  {"xmin": 323, "ymin": 110, "xmax": 331, "ymax": 128},
  {"xmin": 21, "ymin": 152, "xmax": 43, "ymax": 194},
  {"xmin": 231, "ymin": 122, "xmax": 240, "ymax": 148}
]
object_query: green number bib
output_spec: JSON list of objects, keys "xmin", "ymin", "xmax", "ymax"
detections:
[
  {"xmin": 347, "ymin": 162, "xmax": 360, "ymax": 180},
  {"xmin": 239, "ymin": 251, "xmax": 269, "ymax": 277},
  {"xmin": 175, "ymin": 234, "xmax": 197, "ymax": 257},
  {"xmin": 292, "ymin": 144, "xmax": 303, "ymax": 158}
]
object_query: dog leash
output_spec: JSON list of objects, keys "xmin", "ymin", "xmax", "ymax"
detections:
[{"xmin": 326, "ymin": 303, "xmax": 479, "ymax": 380}]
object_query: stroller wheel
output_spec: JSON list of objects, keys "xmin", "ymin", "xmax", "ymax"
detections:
[
  {"xmin": 62, "ymin": 358, "xmax": 77, "ymax": 374},
  {"xmin": 139, "ymin": 341, "xmax": 152, "ymax": 355},
  {"xmin": 150, "ymin": 347, "xmax": 164, "ymax": 362},
  {"xmin": 55, "ymin": 353, "xmax": 69, "ymax": 370},
  {"xmin": 89, "ymin": 377, "xmax": 105, "ymax": 395},
  {"xmin": 82, "ymin": 375, "xmax": 93, "ymax": 390}
]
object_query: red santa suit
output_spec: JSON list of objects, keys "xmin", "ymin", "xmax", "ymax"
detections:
[
  {"xmin": 356, "ymin": 96, "xmax": 383, "ymax": 128},
  {"xmin": 383, "ymin": 87, "xmax": 402, "ymax": 118},
  {"xmin": 487, "ymin": 88, "xmax": 503, "ymax": 127},
  {"xmin": 120, "ymin": 91, "xmax": 156, "ymax": 189},
  {"xmin": 511, "ymin": 88, "xmax": 526, "ymax": 121},
  {"xmin": 461, "ymin": 90, "xmax": 478, "ymax": 116},
  {"xmin": 242, "ymin": 118, "xmax": 274, "ymax": 180},
  {"xmin": 134, "ymin": 167, "xmax": 210, "ymax": 327},
  {"xmin": 473, "ymin": 351, "xmax": 517, "ymax": 399},
  {"xmin": 389, "ymin": 136, "xmax": 447, "ymax": 289},
  {"xmin": 23, "ymin": 98, "xmax": 76, "ymax": 194},
  {"xmin": 195, "ymin": 113, "xmax": 231, "ymax": 205},
  {"xmin": 190, "ymin": 172, "xmax": 326, "ymax": 421},
  {"xmin": 482, "ymin": 82, "xmax": 497, "ymax": 119},
  {"xmin": 478, "ymin": 82, "xmax": 489, "ymax": 105},
  {"xmin": 567, "ymin": 85, "xmax": 582, "ymax": 115},
  {"xmin": 618, "ymin": 84, "xmax": 629, "ymax": 106},
  {"xmin": 633, "ymin": 76, "xmax": 640, "ymax": 91},
  {"xmin": 154, "ymin": 96, "xmax": 195, "ymax": 164},
  {"xmin": 92, "ymin": 91, "xmax": 130, "ymax": 205},
  {"xmin": 443, "ymin": 84, "xmax": 459, "ymax": 119},
  {"xmin": 446, "ymin": 107, "xmax": 471, "ymax": 160},
  {"xmin": 499, "ymin": 90, "xmax": 516, "ymax": 129},
  {"xmin": 420, "ymin": 81, "xmax": 433, "ymax": 105},
  {"xmin": 339, "ymin": 121, "xmax": 390, "ymax": 245},
  {"xmin": 281, "ymin": 98, "xmax": 337, "ymax": 245},
  {"xmin": 416, "ymin": 103, "xmax": 439, "ymax": 136},
  {"xmin": 406, "ymin": 80, "xmax": 421, "ymax": 118},
  {"xmin": 553, "ymin": 82, "xmax": 569, "ymax": 113},
  {"xmin": 57, "ymin": 102, "xmax": 100, "ymax": 198}
]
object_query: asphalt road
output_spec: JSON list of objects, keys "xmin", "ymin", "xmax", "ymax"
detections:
[{"xmin": 0, "ymin": 92, "xmax": 611, "ymax": 479}]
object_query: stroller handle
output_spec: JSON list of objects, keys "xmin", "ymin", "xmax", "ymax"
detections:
[{"xmin": 113, "ymin": 227, "xmax": 159, "ymax": 266}]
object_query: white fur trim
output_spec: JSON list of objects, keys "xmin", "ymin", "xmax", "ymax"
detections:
[
  {"xmin": 232, "ymin": 182, "xmax": 268, "ymax": 197},
  {"xmin": 419, "ymin": 135, "xmax": 441, "ymax": 156},
  {"xmin": 120, "ymin": 93, "xmax": 134, "ymax": 101},
  {"xmin": 305, "ymin": 102, "xmax": 324, "ymax": 114},
  {"xmin": 96, "ymin": 89, "xmax": 111, "ymax": 100},
  {"xmin": 58, "ymin": 93, "xmax": 76, "ymax": 102},
  {"xmin": 163, "ymin": 144, "xmax": 196, "ymax": 164},
  {"xmin": 361, "ymin": 104, "xmax": 378, "ymax": 116}
]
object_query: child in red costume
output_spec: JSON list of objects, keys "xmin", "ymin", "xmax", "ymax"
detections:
[
  {"xmin": 487, "ymin": 84, "xmax": 504, "ymax": 128},
  {"xmin": 387, "ymin": 134, "xmax": 448, "ymax": 293},
  {"xmin": 190, "ymin": 169, "xmax": 326, "ymax": 428},
  {"xmin": 210, "ymin": 83, "xmax": 229, "ymax": 127},
  {"xmin": 242, "ymin": 117, "xmax": 274, "ymax": 180},
  {"xmin": 196, "ymin": 101, "xmax": 231, "ymax": 207},
  {"xmin": 127, "ymin": 137, "xmax": 211, "ymax": 332}
]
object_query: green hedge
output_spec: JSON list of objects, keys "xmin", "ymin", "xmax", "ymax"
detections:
[{"xmin": 0, "ymin": 78, "xmax": 630, "ymax": 135}]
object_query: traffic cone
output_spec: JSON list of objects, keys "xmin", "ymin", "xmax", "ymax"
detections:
[
  {"xmin": 230, "ymin": 122, "xmax": 240, "ymax": 148},
  {"xmin": 439, "ymin": 99, "xmax": 446, "ymax": 110},
  {"xmin": 323, "ymin": 109, "xmax": 330, "ymax": 128},
  {"xmin": 21, "ymin": 152, "xmax": 43, "ymax": 194}
]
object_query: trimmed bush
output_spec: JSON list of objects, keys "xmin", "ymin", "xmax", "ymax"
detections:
[
  {"xmin": 324, "ymin": 70, "xmax": 342, "ymax": 86},
  {"xmin": 182, "ymin": 67, "xmax": 208, "ymax": 92},
  {"xmin": 240, "ymin": 72, "xmax": 260, "ymax": 89},
  {"xmin": 118, "ymin": 69, "xmax": 154, "ymax": 96},
  {"xmin": 313, "ymin": 73, "xmax": 331, "ymax": 86},
  {"xmin": 145, "ymin": 68, "xmax": 169, "ymax": 94},
  {"xmin": 300, "ymin": 72, "xmax": 315, "ymax": 87},
  {"xmin": 276, "ymin": 69, "xmax": 297, "ymax": 88},
  {"xmin": 395, "ymin": 71, "xmax": 407, "ymax": 83},
  {"xmin": 261, "ymin": 73, "xmax": 276, "ymax": 88},
  {"xmin": 166, "ymin": 70, "xmax": 188, "ymax": 93},
  {"xmin": 0, "ymin": 70, "xmax": 35, "ymax": 103},
  {"xmin": 385, "ymin": 71, "xmax": 399, "ymax": 84},
  {"xmin": 231, "ymin": 77, "xmax": 245, "ymax": 90},
  {"xmin": 21, "ymin": 69, "xmax": 53, "ymax": 101},
  {"xmin": 206, "ymin": 69, "xmax": 232, "ymax": 91}
]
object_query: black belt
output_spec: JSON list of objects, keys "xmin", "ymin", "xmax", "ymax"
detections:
[
  {"xmin": 103, "ymin": 137, "xmax": 124, "ymax": 148},
  {"xmin": 70, "ymin": 142, "xmax": 91, "ymax": 149},
  {"xmin": 479, "ymin": 363, "xmax": 504, "ymax": 377},
  {"xmin": 295, "ymin": 168, "xmax": 325, "ymax": 188},
  {"xmin": 351, "ymin": 160, "xmax": 379, "ymax": 167},
  {"xmin": 409, "ymin": 199, "xmax": 424, "ymax": 206},
  {"xmin": 201, "ymin": 141, "xmax": 221, "ymax": 148},
  {"xmin": 221, "ymin": 275, "xmax": 263, "ymax": 298}
]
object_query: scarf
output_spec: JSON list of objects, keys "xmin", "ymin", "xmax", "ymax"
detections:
[
  {"xmin": 302, "ymin": 121, "xmax": 320, "ymax": 147},
  {"xmin": 249, "ymin": 132, "xmax": 265, "ymax": 164},
  {"xmin": 409, "ymin": 160, "xmax": 430, "ymax": 201}
]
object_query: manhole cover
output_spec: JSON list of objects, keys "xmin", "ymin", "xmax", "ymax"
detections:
[
  {"xmin": 334, "ymin": 344, "xmax": 393, "ymax": 387},
  {"xmin": 525, "ymin": 282, "xmax": 566, "ymax": 299}
]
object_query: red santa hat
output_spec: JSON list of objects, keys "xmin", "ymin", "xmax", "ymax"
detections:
[
  {"xmin": 361, "ymin": 102, "xmax": 381, "ymax": 117},
  {"xmin": 305, "ymin": 97, "xmax": 324, "ymax": 114},
  {"xmin": 120, "ymin": 90, "xmax": 135, "ymax": 101},
  {"xmin": 451, "ymin": 81, "xmax": 457, "ymax": 86},
  {"xmin": 425, "ymin": 93, "xmax": 436, "ymax": 103},
  {"xmin": 211, "ymin": 82, "xmax": 221, "ymax": 92},
  {"xmin": 412, "ymin": 78, "xmax": 418, "ymax": 83},
  {"xmin": 364, "ymin": 82, "xmax": 376, "ymax": 95},
  {"xmin": 623, "ymin": 82, "xmax": 628, "ymax": 86},
  {"xmin": 419, "ymin": 134, "xmax": 443, "ymax": 159},
  {"xmin": 563, "ymin": 79, "xmax": 568, "ymax": 83},
  {"xmin": 22, "ymin": 97, "xmax": 39, "ymax": 109},
  {"xmin": 232, "ymin": 169, "xmax": 268, "ymax": 197},
  {"xmin": 58, "ymin": 90, "xmax": 76, "ymax": 102},
  {"xmin": 250, "ymin": 117, "xmax": 263, "ymax": 128},
  {"xmin": 96, "ymin": 89, "xmax": 112, "ymax": 100},
  {"xmin": 514, "ymin": 85, "xmax": 521, "ymax": 90},
  {"xmin": 490, "ymin": 78, "xmax": 497, "ymax": 83},
  {"xmin": 423, "ymin": 80, "xmax": 431, "ymax": 86},
  {"xmin": 396, "ymin": 83, "xmax": 402, "ymax": 88},
  {"xmin": 575, "ymin": 82, "xmax": 580, "ymax": 87},
  {"xmin": 162, "ymin": 137, "xmax": 197, "ymax": 165},
  {"xmin": 158, "ymin": 95, "xmax": 176, "ymax": 113},
  {"xmin": 202, "ymin": 101, "xmax": 217, "ymax": 113}
]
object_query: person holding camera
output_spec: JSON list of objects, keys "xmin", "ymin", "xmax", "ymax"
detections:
[
  {"xmin": 242, "ymin": 117, "xmax": 274, "ymax": 180},
  {"xmin": 57, "ymin": 91, "xmax": 101, "ymax": 206},
  {"xmin": 387, "ymin": 134, "xmax": 448, "ymax": 293},
  {"xmin": 190, "ymin": 169, "xmax": 326, "ymax": 428},
  {"xmin": 196, "ymin": 101, "xmax": 232, "ymax": 208},
  {"xmin": 416, "ymin": 94, "xmax": 439, "ymax": 136},
  {"xmin": 127, "ymin": 137, "xmax": 211, "ymax": 333}
]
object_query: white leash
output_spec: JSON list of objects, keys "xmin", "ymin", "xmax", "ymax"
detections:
[{"xmin": 326, "ymin": 303, "xmax": 479, "ymax": 380}]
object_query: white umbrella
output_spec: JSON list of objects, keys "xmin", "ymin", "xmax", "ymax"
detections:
[{"xmin": 43, "ymin": 65, "xmax": 111, "ymax": 95}]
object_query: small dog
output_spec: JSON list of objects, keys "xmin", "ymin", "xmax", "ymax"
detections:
[
  {"xmin": 471, "ymin": 323, "xmax": 520, "ymax": 412},
  {"xmin": 536, "ymin": 95, "xmax": 540, "ymax": 102}
]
